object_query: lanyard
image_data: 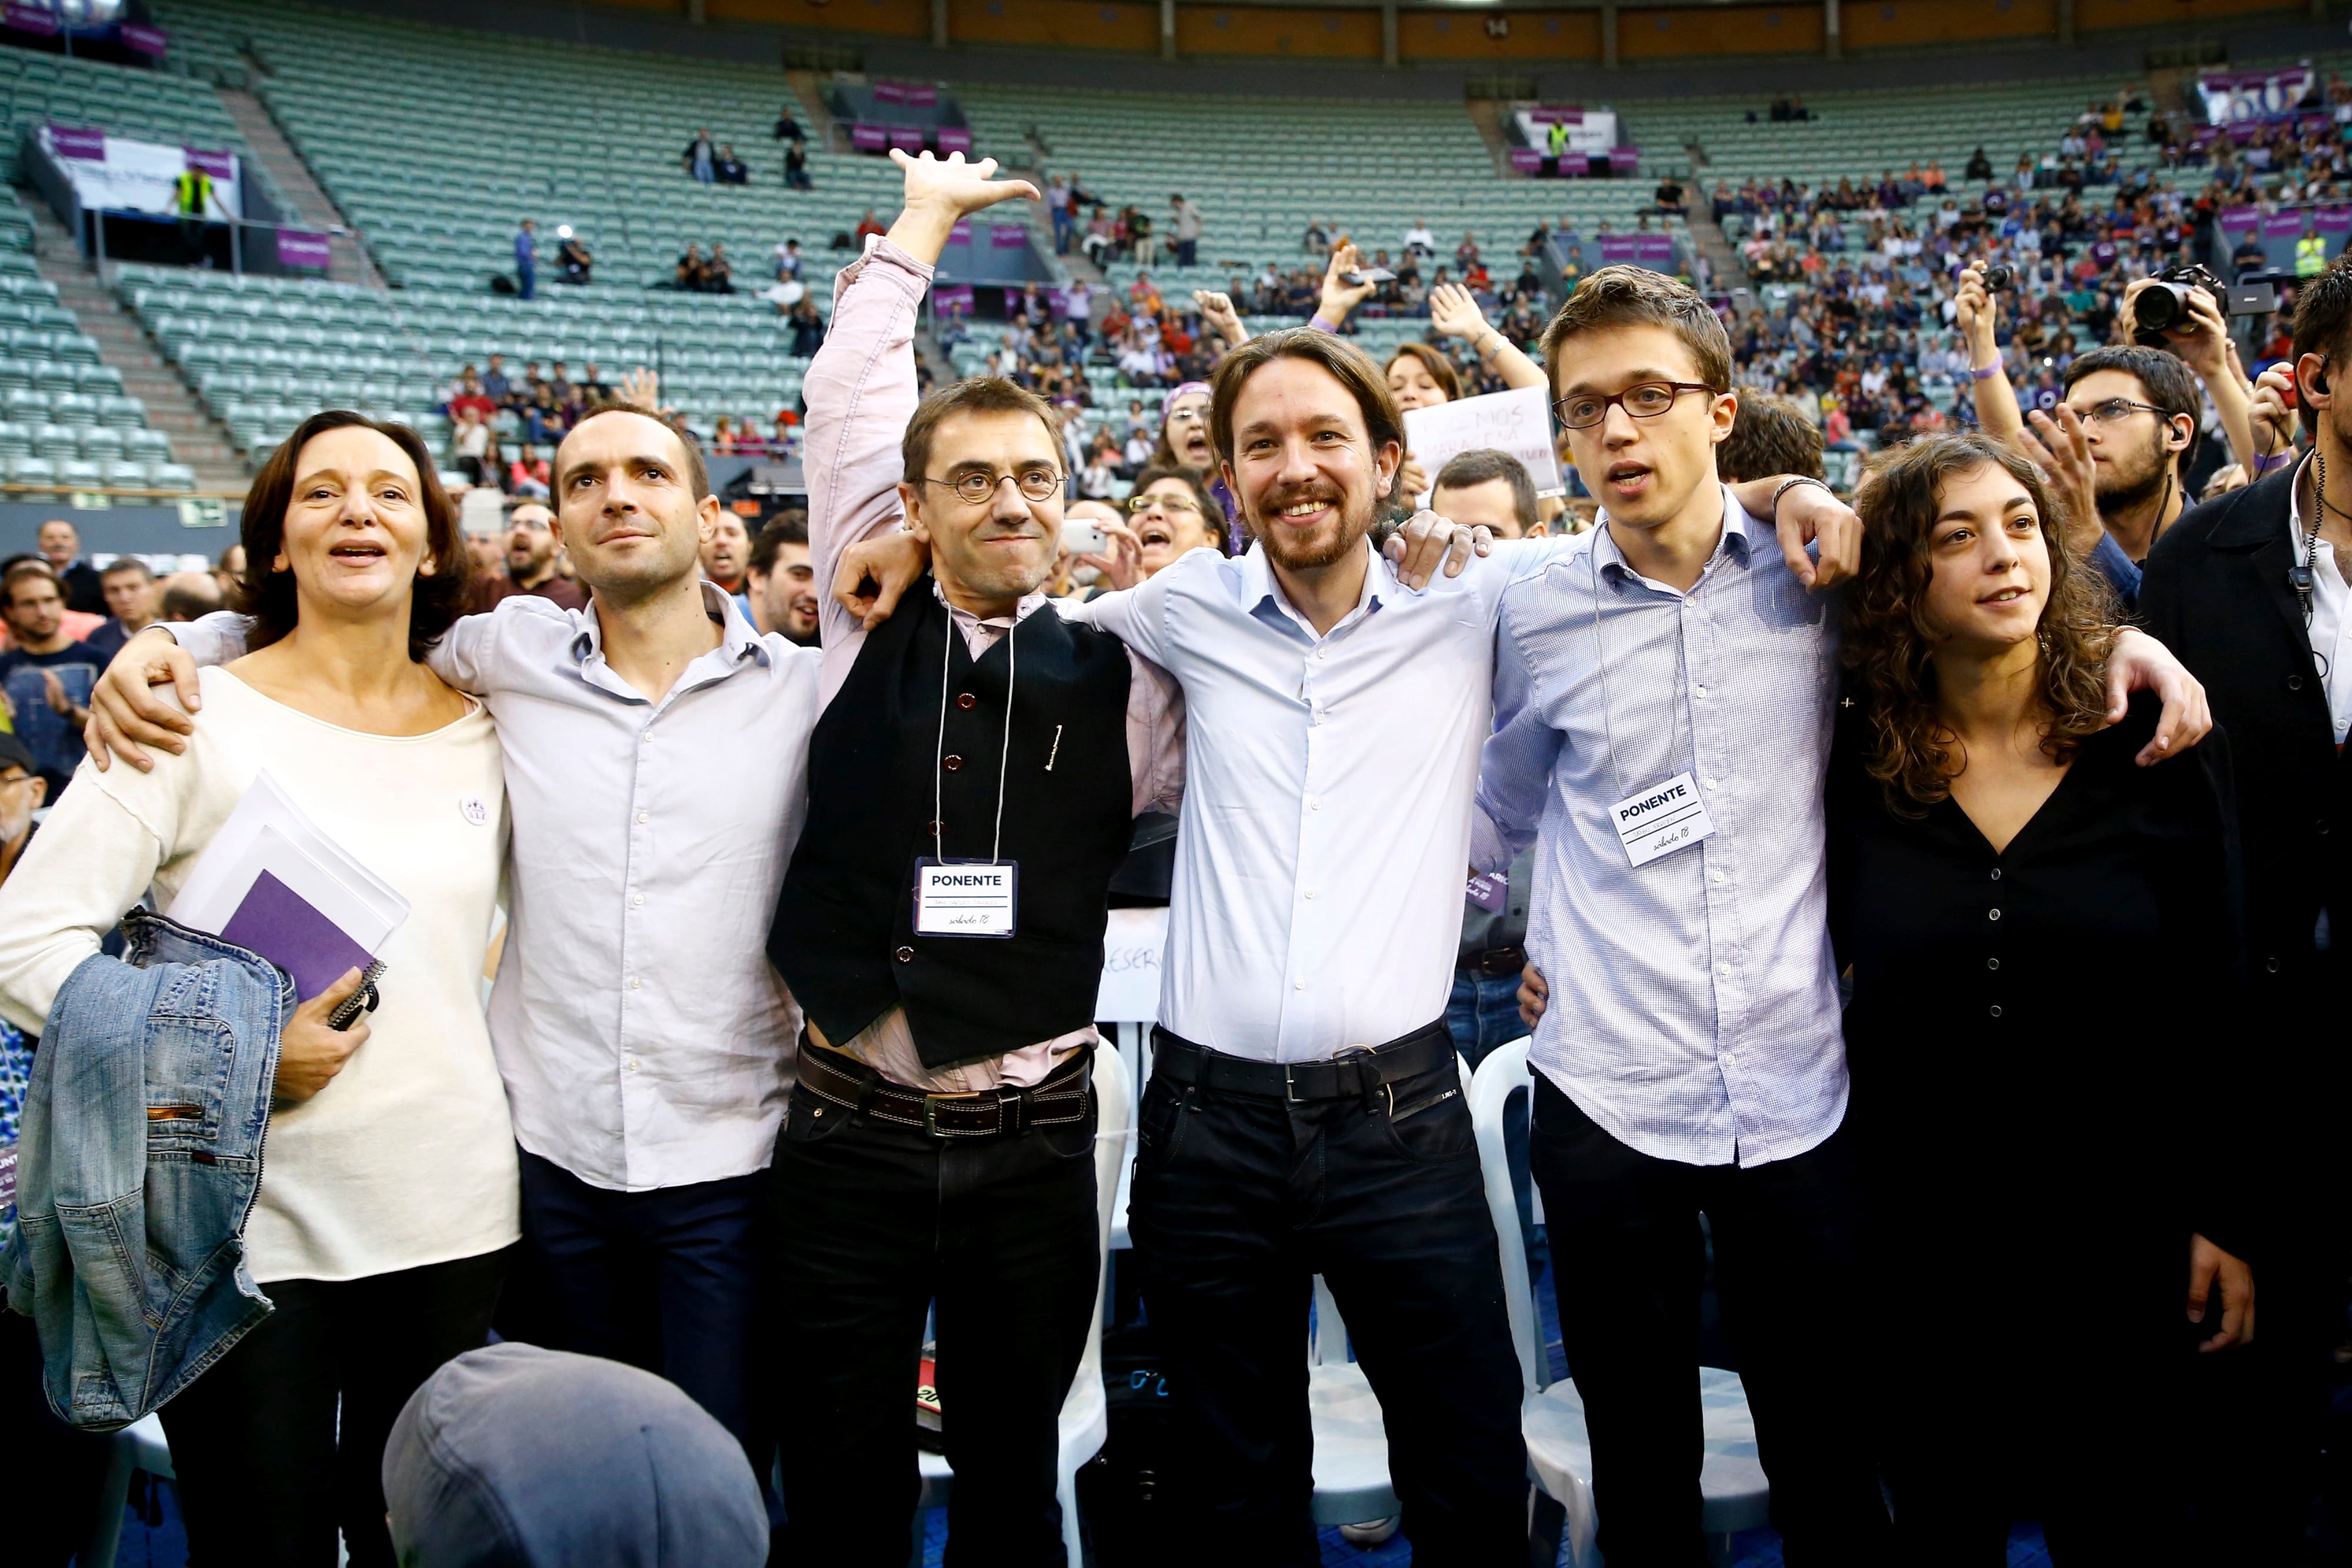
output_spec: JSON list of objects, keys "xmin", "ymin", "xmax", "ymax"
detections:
[
  {"xmin": 931, "ymin": 601, "xmax": 1016, "ymax": 866},
  {"xmin": 1588, "ymin": 545, "xmax": 1692, "ymax": 803}
]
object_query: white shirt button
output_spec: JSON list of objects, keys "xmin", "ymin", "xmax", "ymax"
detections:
[
  {"xmin": 1718, "ymin": 962, "xmax": 1732, "ymax": 976},
  {"xmin": 637, "ymin": 811, "xmax": 649, "ymax": 824},
  {"xmin": 1302, "ymin": 888, "xmax": 1317, "ymax": 900},
  {"xmin": 1308, "ymin": 797, "xmax": 1321, "ymax": 811},
  {"xmin": 629, "ymin": 977, "xmax": 643, "ymax": 990},
  {"xmin": 1294, "ymin": 979, "xmax": 1306, "ymax": 991},
  {"xmin": 624, "ymin": 1058, "xmax": 639, "ymax": 1072},
  {"xmin": 1710, "ymin": 870, "xmax": 1725, "ymax": 884},
  {"xmin": 632, "ymin": 893, "xmax": 644, "ymax": 907},
  {"xmin": 1705, "ymin": 778, "xmax": 1721, "ymax": 791},
  {"xmin": 1694, "ymin": 684, "xmax": 1709, "ymax": 698}
]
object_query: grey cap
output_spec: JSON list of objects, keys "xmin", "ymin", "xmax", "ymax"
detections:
[{"xmin": 383, "ymin": 1343, "xmax": 767, "ymax": 1568}]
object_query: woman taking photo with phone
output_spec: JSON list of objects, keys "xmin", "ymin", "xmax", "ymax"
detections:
[
  {"xmin": 0, "ymin": 410, "xmax": 516, "ymax": 1568},
  {"xmin": 1830, "ymin": 432, "xmax": 2253, "ymax": 1562}
]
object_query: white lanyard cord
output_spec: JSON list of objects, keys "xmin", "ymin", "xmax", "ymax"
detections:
[{"xmin": 932, "ymin": 604, "xmax": 1017, "ymax": 867}]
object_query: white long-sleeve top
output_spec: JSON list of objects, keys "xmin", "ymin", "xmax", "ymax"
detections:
[{"xmin": 0, "ymin": 667, "xmax": 519, "ymax": 1283}]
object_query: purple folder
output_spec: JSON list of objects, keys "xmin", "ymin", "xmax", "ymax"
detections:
[{"xmin": 218, "ymin": 870, "xmax": 375, "ymax": 1002}]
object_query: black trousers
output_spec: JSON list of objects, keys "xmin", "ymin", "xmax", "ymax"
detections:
[
  {"xmin": 1529, "ymin": 1076, "xmax": 1890, "ymax": 1567},
  {"xmin": 1127, "ymin": 1050, "xmax": 1527, "ymax": 1568},
  {"xmin": 158, "ymin": 1246, "xmax": 508, "ymax": 1568},
  {"xmin": 514, "ymin": 1146, "xmax": 774, "ymax": 1468},
  {"xmin": 770, "ymin": 1078, "xmax": 1101, "ymax": 1567}
]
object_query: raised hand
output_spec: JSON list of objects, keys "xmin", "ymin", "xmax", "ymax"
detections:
[
  {"xmin": 1318, "ymin": 242, "xmax": 1374, "ymax": 327},
  {"xmin": 1428, "ymin": 282, "xmax": 1491, "ymax": 343},
  {"xmin": 888, "ymin": 149, "xmax": 1040, "ymax": 268},
  {"xmin": 1193, "ymin": 289, "xmax": 1248, "ymax": 350}
]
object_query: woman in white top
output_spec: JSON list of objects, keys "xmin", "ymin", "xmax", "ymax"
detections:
[{"xmin": 0, "ymin": 412, "xmax": 515, "ymax": 1568}]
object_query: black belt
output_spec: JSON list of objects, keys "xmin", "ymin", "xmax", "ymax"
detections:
[
  {"xmin": 798, "ymin": 1042, "xmax": 1092, "ymax": 1139},
  {"xmin": 1459, "ymin": 944, "xmax": 1526, "ymax": 979},
  {"xmin": 1150, "ymin": 1021, "xmax": 1453, "ymax": 1102}
]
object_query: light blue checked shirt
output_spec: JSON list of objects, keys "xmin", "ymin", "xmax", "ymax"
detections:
[{"xmin": 1471, "ymin": 487, "xmax": 1850, "ymax": 1169}]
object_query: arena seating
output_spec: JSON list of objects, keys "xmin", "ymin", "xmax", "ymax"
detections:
[{"xmin": 0, "ymin": 43, "xmax": 249, "ymax": 189}]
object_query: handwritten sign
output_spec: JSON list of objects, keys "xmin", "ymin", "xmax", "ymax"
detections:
[
  {"xmin": 1402, "ymin": 385, "xmax": 1566, "ymax": 509},
  {"xmin": 1094, "ymin": 905, "xmax": 1167, "ymax": 1024}
]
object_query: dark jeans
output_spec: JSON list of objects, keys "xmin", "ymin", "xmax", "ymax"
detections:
[
  {"xmin": 1128, "ymin": 1043, "xmax": 1526, "ymax": 1568},
  {"xmin": 159, "ymin": 1246, "xmax": 508, "ymax": 1568},
  {"xmin": 770, "ymin": 1076, "xmax": 1101, "ymax": 1567},
  {"xmin": 514, "ymin": 1146, "xmax": 773, "ymax": 1466},
  {"xmin": 2, "ymin": 1303, "xmax": 111, "ymax": 1567},
  {"xmin": 1529, "ymin": 1075, "xmax": 1889, "ymax": 1567}
]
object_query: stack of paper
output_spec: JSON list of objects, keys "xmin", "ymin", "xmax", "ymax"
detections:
[{"xmin": 167, "ymin": 771, "xmax": 410, "ymax": 1002}]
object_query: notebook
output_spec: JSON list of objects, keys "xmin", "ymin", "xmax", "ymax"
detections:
[{"xmin": 167, "ymin": 771, "xmax": 410, "ymax": 1019}]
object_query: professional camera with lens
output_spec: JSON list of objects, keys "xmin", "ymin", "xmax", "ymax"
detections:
[{"xmin": 2130, "ymin": 263, "xmax": 2227, "ymax": 347}]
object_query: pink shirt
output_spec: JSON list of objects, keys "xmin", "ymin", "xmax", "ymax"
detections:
[{"xmin": 803, "ymin": 235, "xmax": 1184, "ymax": 1094}]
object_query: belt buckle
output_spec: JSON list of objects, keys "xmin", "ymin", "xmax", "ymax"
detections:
[
  {"xmin": 1283, "ymin": 1062, "xmax": 1302, "ymax": 1103},
  {"xmin": 922, "ymin": 1094, "xmax": 949, "ymax": 1138}
]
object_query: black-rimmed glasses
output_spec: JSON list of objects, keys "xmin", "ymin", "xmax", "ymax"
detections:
[
  {"xmin": 921, "ymin": 468, "xmax": 1065, "ymax": 504},
  {"xmin": 1553, "ymin": 381, "xmax": 1719, "ymax": 431}
]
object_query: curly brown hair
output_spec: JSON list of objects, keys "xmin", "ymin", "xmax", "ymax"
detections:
[{"xmin": 1845, "ymin": 432, "xmax": 2117, "ymax": 813}]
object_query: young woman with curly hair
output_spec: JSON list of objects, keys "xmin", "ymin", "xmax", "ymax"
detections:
[{"xmin": 1829, "ymin": 430, "xmax": 2254, "ymax": 1563}]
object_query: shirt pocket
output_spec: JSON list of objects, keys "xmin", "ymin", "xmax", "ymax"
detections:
[{"xmin": 139, "ymin": 1014, "xmax": 235, "ymax": 1148}]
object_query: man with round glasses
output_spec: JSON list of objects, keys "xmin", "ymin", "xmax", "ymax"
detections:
[{"xmin": 761, "ymin": 149, "xmax": 1188, "ymax": 1564}]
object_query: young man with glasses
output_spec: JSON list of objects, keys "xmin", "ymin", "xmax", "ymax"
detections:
[
  {"xmin": 1496, "ymin": 266, "xmax": 2210, "ymax": 1564},
  {"xmin": 762, "ymin": 149, "xmax": 1186, "ymax": 1564}
]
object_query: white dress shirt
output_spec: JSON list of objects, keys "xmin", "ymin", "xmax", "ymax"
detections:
[
  {"xmin": 1073, "ymin": 534, "xmax": 1554, "ymax": 1059},
  {"xmin": 170, "ymin": 584, "xmax": 820, "ymax": 1193},
  {"xmin": 2288, "ymin": 452, "xmax": 2352, "ymax": 744},
  {"xmin": 1472, "ymin": 490, "xmax": 1849, "ymax": 1169}
]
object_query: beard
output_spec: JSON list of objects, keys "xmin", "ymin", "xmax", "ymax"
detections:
[
  {"xmin": 2093, "ymin": 430, "xmax": 2169, "ymax": 516},
  {"xmin": 1251, "ymin": 479, "xmax": 1375, "ymax": 573}
]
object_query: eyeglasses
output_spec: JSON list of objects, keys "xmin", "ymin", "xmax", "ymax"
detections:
[
  {"xmin": 2064, "ymin": 397, "xmax": 2170, "ymax": 426},
  {"xmin": 1165, "ymin": 404, "xmax": 1207, "ymax": 426},
  {"xmin": 921, "ymin": 467, "xmax": 1065, "ymax": 505},
  {"xmin": 1127, "ymin": 491, "xmax": 1202, "ymax": 515},
  {"xmin": 1553, "ymin": 381, "xmax": 1719, "ymax": 431}
]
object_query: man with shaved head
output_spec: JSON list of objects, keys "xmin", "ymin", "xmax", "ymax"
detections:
[{"xmin": 83, "ymin": 394, "xmax": 824, "ymax": 1516}]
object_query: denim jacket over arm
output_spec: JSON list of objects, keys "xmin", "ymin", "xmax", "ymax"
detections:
[{"xmin": 1, "ymin": 908, "xmax": 288, "ymax": 1429}]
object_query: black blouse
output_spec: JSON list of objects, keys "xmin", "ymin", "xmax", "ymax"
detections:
[{"xmin": 1827, "ymin": 693, "xmax": 2246, "ymax": 1255}]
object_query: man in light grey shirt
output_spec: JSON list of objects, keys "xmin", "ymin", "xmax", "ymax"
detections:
[{"xmin": 87, "ymin": 404, "xmax": 817, "ymax": 1483}]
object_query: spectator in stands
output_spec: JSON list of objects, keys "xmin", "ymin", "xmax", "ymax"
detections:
[
  {"xmin": 0, "ymin": 413, "xmax": 514, "ymax": 1568},
  {"xmin": 674, "ymin": 244, "xmax": 706, "ymax": 292},
  {"xmin": 514, "ymin": 218, "xmax": 538, "ymax": 300},
  {"xmin": 556, "ymin": 228, "xmax": 593, "ymax": 286},
  {"xmin": 700, "ymin": 510, "xmax": 749, "ymax": 597},
  {"xmin": 1048, "ymin": 174, "xmax": 1073, "ymax": 254},
  {"xmin": 158, "ymin": 571, "xmax": 221, "ymax": 623},
  {"xmin": 775, "ymin": 237, "xmax": 804, "ymax": 283},
  {"xmin": 85, "ymin": 558, "xmax": 159, "ymax": 662},
  {"xmin": 35, "ymin": 520, "xmax": 102, "ymax": 616},
  {"xmin": 683, "ymin": 127, "xmax": 716, "ymax": 184},
  {"xmin": 714, "ymin": 143, "xmax": 749, "ymax": 185},
  {"xmin": 1081, "ymin": 203, "xmax": 1114, "ymax": 266},
  {"xmin": 507, "ymin": 444, "xmax": 552, "ymax": 500},
  {"xmin": 482, "ymin": 353, "xmax": 513, "ymax": 406},
  {"xmin": 473, "ymin": 502, "xmax": 589, "ymax": 614},
  {"xmin": 713, "ymin": 416, "xmax": 741, "ymax": 454},
  {"xmin": 1715, "ymin": 392, "xmax": 1826, "ymax": 484},
  {"xmin": 774, "ymin": 106, "xmax": 803, "ymax": 142},
  {"xmin": 1429, "ymin": 447, "xmax": 1541, "ymax": 540},
  {"xmin": 1170, "ymin": 193, "xmax": 1203, "ymax": 269},
  {"xmin": 743, "ymin": 511, "xmax": 817, "ymax": 645},
  {"xmin": 1122, "ymin": 463, "xmax": 1225, "ymax": 577},
  {"xmin": 384, "ymin": 1345, "xmax": 769, "ymax": 1568},
  {"xmin": 1080, "ymin": 433, "xmax": 1121, "ymax": 499},
  {"xmin": 1966, "ymin": 146, "xmax": 1995, "ymax": 180},
  {"xmin": 706, "ymin": 243, "xmax": 736, "ymax": 294},
  {"xmin": 212, "ymin": 543, "xmax": 245, "ymax": 603},
  {"xmin": 2233, "ymin": 229, "xmax": 2269, "ymax": 275},
  {"xmin": 789, "ymin": 296, "xmax": 825, "ymax": 357},
  {"xmin": 1131, "ymin": 203, "xmax": 1158, "ymax": 268},
  {"xmin": 783, "ymin": 138, "xmax": 813, "ymax": 191},
  {"xmin": 446, "ymin": 368, "xmax": 496, "ymax": 424},
  {"xmin": 1836, "ymin": 432, "xmax": 2254, "ymax": 1556},
  {"xmin": 854, "ymin": 209, "xmax": 886, "ymax": 245},
  {"xmin": 524, "ymin": 386, "xmax": 569, "ymax": 449},
  {"xmin": 0, "ymin": 562, "xmax": 94, "ymax": 800},
  {"xmin": 1403, "ymin": 217, "xmax": 1436, "ymax": 256}
]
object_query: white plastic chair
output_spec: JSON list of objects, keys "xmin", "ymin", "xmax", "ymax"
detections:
[
  {"xmin": 912, "ymin": 1047, "xmax": 1134, "ymax": 1566},
  {"xmin": 1468, "ymin": 1037, "xmax": 1770, "ymax": 1567},
  {"xmin": 85, "ymin": 1411, "xmax": 175, "ymax": 1568}
]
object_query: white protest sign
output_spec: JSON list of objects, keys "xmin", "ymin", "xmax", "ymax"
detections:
[
  {"xmin": 1094, "ymin": 904, "xmax": 1168, "ymax": 1024},
  {"xmin": 1402, "ymin": 385, "xmax": 1565, "ymax": 510}
]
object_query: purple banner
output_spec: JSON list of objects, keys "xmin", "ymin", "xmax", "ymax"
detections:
[
  {"xmin": 948, "ymin": 220, "xmax": 972, "ymax": 245},
  {"xmin": 850, "ymin": 123, "xmax": 886, "ymax": 153},
  {"xmin": 46, "ymin": 123, "xmax": 103, "ymax": 161},
  {"xmin": 1635, "ymin": 235, "xmax": 1675, "ymax": 264},
  {"xmin": 1528, "ymin": 106, "xmax": 1583, "ymax": 123},
  {"xmin": 2221, "ymin": 205, "xmax": 2263, "ymax": 232},
  {"xmin": 1509, "ymin": 147, "xmax": 1543, "ymax": 173},
  {"xmin": 275, "ymin": 229, "xmax": 331, "ymax": 269},
  {"xmin": 3, "ymin": 4, "xmax": 56, "ymax": 37},
  {"xmin": 937, "ymin": 125, "xmax": 973, "ymax": 155},
  {"xmin": 1609, "ymin": 147, "xmax": 1641, "ymax": 172},
  {"xmin": 183, "ymin": 146, "xmax": 235, "ymax": 180},
  {"xmin": 905, "ymin": 83, "xmax": 938, "ymax": 109},
  {"xmin": 2265, "ymin": 212, "xmax": 2308, "ymax": 239},
  {"xmin": 990, "ymin": 224, "xmax": 1028, "ymax": 249},
  {"xmin": 2318, "ymin": 208, "xmax": 2352, "ymax": 236},
  {"xmin": 933, "ymin": 283, "xmax": 974, "ymax": 315},
  {"xmin": 887, "ymin": 124, "xmax": 927, "ymax": 152},
  {"xmin": 874, "ymin": 81, "xmax": 907, "ymax": 105},
  {"xmin": 121, "ymin": 21, "xmax": 166, "ymax": 56},
  {"xmin": 1598, "ymin": 236, "xmax": 1638, "ymax": 264}
]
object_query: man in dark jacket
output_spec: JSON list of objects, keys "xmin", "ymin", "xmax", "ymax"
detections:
[{"xmin": 2137, "ymin": 252, "xmax": 2352, "ymax": 1562}]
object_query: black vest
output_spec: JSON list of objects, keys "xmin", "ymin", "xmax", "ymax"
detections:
[{"xmin": 768, "ymin": 581, "xmax": 1135, "ymax": 1070}]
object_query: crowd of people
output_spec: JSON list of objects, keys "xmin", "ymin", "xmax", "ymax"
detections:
[{"xmin": 2, "ymin": 78, "xmax": 2351, "ymax": 1568}]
